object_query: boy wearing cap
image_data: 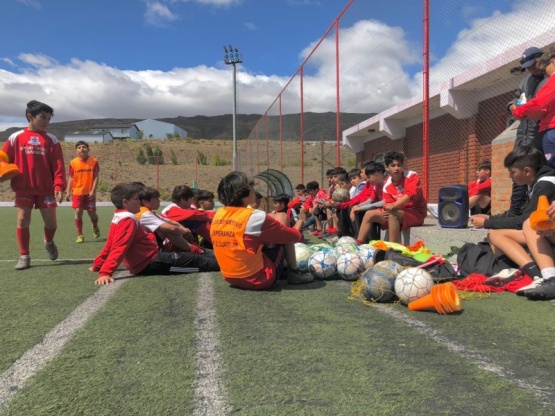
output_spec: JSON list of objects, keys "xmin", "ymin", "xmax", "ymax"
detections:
[{"xmin": 506, "ymin": 46, "xmax": 547, "ymax": 216}]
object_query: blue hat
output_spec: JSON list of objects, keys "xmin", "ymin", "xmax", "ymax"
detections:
[{"xmin": 520, "ymin": 47, "xmax": 543, "ymax": 68}]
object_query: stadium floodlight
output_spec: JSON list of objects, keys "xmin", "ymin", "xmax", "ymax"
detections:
[{"xmin": 223, "ymin": 45, "xmax": 243, "ymax": 171}]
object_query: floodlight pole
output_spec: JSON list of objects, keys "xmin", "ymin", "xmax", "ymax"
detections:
[{"xmin": 224, "ymin": 45, "xmax": 243, "ymax": 171}]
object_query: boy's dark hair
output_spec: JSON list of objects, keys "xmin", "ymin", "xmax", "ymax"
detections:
[
  {"xmin": 111, "ymin": 182, "xmax": 143, "ymax": 209},
  {"xmin": 75, "ymin": 140, "xmax": 89, "ymax": 149},
  {"xmin": 255, "ymin": 191, "xmax": 263, "ymax": 200},
  {"xmin": 334, "ymin": 167, "xmax": 347, "ymax": 175},
  {"xmin": 139, "ymin": 186, "xmax": 160, "ymax": 202},
  {"xmin": 337, "ymin": 173, "xmax": 349, "ymax": 184},
  {"xmin": 172, "ymin": 185, "xmax": 194, "ymax": 203},
  {"xmin": 197, "ymin": 189, "xmax": 215, "ymax": 202},
  {"xmin": 26, "ymin": 100, "xmax": 54, "ymax": 119},
  {"xmin": 295, "ymin": 183, "xmax": 305, "ymax": 191},
  {"xmin": 384, "ymin": 151, "xmax": 404, "ymax": 167},
  {"xmin": 348, "ymin": 168, "xmax": 362, "ymax": 180},
  {"xmin": 325, "ymin": 168, "xmax": 334, "ymax": 177},
  {"xmin": 364, "ymin": 161, "xmax": 386, "ymax": 176},
  {"xmin": 504, "ymin": 146, "xmax": 544, "ymax": 171},
  {"xmin": 217, "ymin": 171, "xmax": 254, "ymax": 207},
  {"xmin": 476, "ymin": 160, "xmax": 491, "ymax": 171},
  {"xmin": 191, "ymin": 188, "xmax": 201, "ymax": 203},
  {"xmin": 274, "ymin": 193, "xmax": 290, "ymax": 205},
  {"xmin": 306, "ymin": 181, "xmax": 320, "ymax": 191}
]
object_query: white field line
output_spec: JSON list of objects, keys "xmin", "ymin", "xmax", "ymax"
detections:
[
  {"xmin": 375, "ymin": 304, "xmax": 555, "ymax": 404},
  {"xmin": 192, "ymin": 273, "xmax": 231, "ymax": 416},
  {"xmin": 0, "ymin": 278, "xmax": 125, "ymax": 413}
]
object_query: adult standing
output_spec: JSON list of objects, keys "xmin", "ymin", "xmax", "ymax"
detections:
[{"xmin": 506, "ymin": 46, "xmax": 547, "ymax": 216}]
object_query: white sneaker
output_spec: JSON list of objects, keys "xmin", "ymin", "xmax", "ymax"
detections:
[
  {"xmin": 15, "ymin": 255, "xmax": 30, "ymax": 270},
  {"xmin": 427, "ymin": 204, "xmax": 439, "ymax": 219},
  {"xmin": 516, "ymin": 277, "xmax": 544, "ymax": 296}
]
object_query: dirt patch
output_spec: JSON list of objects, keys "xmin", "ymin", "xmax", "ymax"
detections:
[{"xmin": 0, "ymin": 139, "xmax": 355, "ymax": 202}]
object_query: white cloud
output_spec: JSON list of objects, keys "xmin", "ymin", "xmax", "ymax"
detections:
[
  {"xmin": 18, "ymin": 53, "xmax": 58, "ymax": 68},
  {"xmin": 1, "ymin": 0, "xmax": 554, "ymax": 132},
  {"xmin": 144, "ymin": 1, "xmax": 179, "ymax": 27},
  {"xmin": 1, "ymin": 58, "xmax": 15, "ymax": 66},
  {"xmin": 17, "ymin": 0, "xmax": 41, "ymax": 10},
  {"xmin": 244, "ymin": 22, "xmax": 257, "ymax": 31}
]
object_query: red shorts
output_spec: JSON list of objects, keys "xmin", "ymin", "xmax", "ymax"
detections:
[
  {"xmin": 398, "ymin": 207, "xmax": 427, "ymax": 230},
  {"xmin": 72, "ymin": 195, "xmax": 96, "ymax": 211},
  {"xmin": 15, "ymin": 194, "xmax": 57, "ymax": 209},
  {"xmin": 224, "ymin": 245, "xmax": 284, "ymax": 291}
]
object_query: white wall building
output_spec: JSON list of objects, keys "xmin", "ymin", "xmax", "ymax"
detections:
[{"xmin": 64, "ymin": 131, "xmax": 114, "ymax": 144}]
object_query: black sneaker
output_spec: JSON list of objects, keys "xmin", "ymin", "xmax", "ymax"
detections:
[
  {"xmin": 524, "ymin": 277, "xmax": 555, "ymax": 300},
  {"xmin": 287, "ymin": 269, "xmax": 314, "ymax": 285}
]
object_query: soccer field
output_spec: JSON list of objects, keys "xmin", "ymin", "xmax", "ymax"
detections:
[{"xmin": 0, "ymin": 207, "xmax": 554, "ymax": 415}]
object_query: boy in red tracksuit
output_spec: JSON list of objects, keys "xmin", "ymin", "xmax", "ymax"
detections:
[
  {"xmin": 468, "ymin": 160, "xmax": 492, "ymax": 215},
  {"xmin": 355, "ymin": 152, "xmax": 426, "ymax": 244},
  {"xmin": 91, "ymin": 183, "xmax": 219, "ymax": 285},
  {"xmin": 2, "ymin": 100, "xmax": 66, "ymax": 270}
]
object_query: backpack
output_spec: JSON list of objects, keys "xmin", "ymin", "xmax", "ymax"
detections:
[
  {"xmin": 456, "ymin": 242, "xmax": 518, "ymax": 277},
  {"xmin": 372, "ymin": 249, "xmax": 457, "ymax": 282}
]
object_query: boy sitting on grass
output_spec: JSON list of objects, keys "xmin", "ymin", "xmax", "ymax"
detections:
[
  {"xmin": 210, "ymin": 171, "xmax": 313, "ymax": 290},
  {"xmin": 469, "ymin": 160, "xmax": 492, "ymax": 215},
  {"xmin": 272, "ymin": 193, "xmax": 301, "ymax": 230},
  {"xmin": 91, "ymin": 183, "xmax": 219, "ymax": 285},
  {"xmin": 137, "ymin": 185, "xmax": 204, "ymax": 253}
]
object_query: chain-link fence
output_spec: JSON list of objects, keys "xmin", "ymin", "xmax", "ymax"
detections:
[{"xmin": 241, "ymin": 0, "xmax": 555, "ymax": 202}]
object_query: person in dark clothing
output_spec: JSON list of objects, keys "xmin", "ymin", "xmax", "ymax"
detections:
[
  {"xmin": 506, "ymin": 46, "xmax": 547, "ymax": 217},
  {"xmin": 470, "ymin": 146, "xmax": 555, "ymax": 232}
]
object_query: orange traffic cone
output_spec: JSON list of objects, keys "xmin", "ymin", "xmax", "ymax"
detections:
[
  {"xmin": 0, "ymin": 150, "xmax": 20, "ymax": 182},
  {"xmin": 408, "ymin": 282, "xmax": 461, "ymax": 314},
  {"xmin": 530, "ymin": 195, "xmax": 554, "ymax": 231}
]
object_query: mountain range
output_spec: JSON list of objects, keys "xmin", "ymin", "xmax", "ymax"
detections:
[{"xmin": 0, "ymin": 112, "xmax": 374, "ymax": 141}]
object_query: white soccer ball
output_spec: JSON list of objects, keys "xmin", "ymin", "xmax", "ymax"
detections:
[
  {"xmin": 335, "ymin": 236, "xmax": 357, "ymax": 246},
  {"xmin": 333, "ymin": 243, "xmax": 359, "ymax": 259},
  {"xmin": 295, "ymin": 243, "xmax": 312, "ymax": 272},
  {"xmin": 360, "ymin": 262, "xmax": 398, "ymax": 303},
  {"xmin": 357, "ymin": 246, "xmax": 376, "ymax": 269},
  {"xmin": 336, "ymin": 252, "xmax": 365, "ymax": 281},
  {"xmin": 308, "ymin": 251, "xmax": 337, "ymax": 280},
  {"xmin": 394, "ymin": 267, "xmax": 434, "ymax": 305}
]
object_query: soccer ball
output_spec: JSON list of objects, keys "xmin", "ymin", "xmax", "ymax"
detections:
[
  {"xmin": 357, "ymin": 246, "xmax": 376, "ymax": 269},
  {"xmin": 332, "ymin": 187, "xmax": 350, "ymax": 202},
  {"xmin": 308, "ymin": 251, "xmax": 337, "ymax": 280},
  {"xmin": 361, "ymin": 260, "xmax": 403, "ymax": 302},
  {"xmin": 333, "ymin": 242, "xmax": 359, "ymax": 258},
  {"xmin": 310, "ymin": 243, "xmax": 333, "ymax": 253},
  {"xmin": 295, "ymin": 243, "xmax": 312, "ymax": 272},
  {"xmin": 394, "ymin": 267, "xmax": 434, "ymax": 305},
  {"xmin": 335, "ymin": 236, "xmax": 357, "ymax": 246},
  {"xmin": 336, "ymin": 252, "xmax": 365, "ymax": 281}
]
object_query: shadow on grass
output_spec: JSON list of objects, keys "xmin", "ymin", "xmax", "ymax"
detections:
[{"xmin": 267, "ymin": 279, "xmax": 327, "ymax": 292}]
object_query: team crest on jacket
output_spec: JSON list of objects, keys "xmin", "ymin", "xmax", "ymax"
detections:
[{"xmin": 29, "ymin": 136, "xmax": 41, "ymax": 146}]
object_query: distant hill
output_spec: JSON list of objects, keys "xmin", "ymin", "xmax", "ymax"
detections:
[{"xmin": 0, "ymin": 112, "xmax": 374, "ymax": 141}]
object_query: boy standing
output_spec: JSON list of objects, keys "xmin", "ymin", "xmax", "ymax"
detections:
[
  {"xmin": 92, "ymin": 183, "xmax": 219, "ymax": 285},
  {"xmin": 66, "ymin": 141, "xmax": 100, "ymax": 242},
  {"xmin": 210, "ymin": 171, "xmax": 312, "ymax": 290},
  {"xmin": 2, "ymin": 100, "xmax": 66, "ymax": 270}
]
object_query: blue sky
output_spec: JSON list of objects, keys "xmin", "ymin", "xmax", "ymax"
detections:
[{"xmin": 0, "ymin": 0, "xmax": 551, "ymax": 131}]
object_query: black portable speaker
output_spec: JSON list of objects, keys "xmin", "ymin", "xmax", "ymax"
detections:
[{"xmin": 438, "ymin": 185, "xmax": 469, "ymax": 228}]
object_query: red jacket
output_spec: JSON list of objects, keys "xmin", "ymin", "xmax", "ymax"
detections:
[
  {"xmin": 513, "ymin": 74, "xmax": 555, "ymax": 132},
  {"xmin": 468, "ymin": 178, "xmax": 491, "ymax": 197},
  {"xmin": 383, "ymin": 171, "xmax": 427, "ymax": 214},
  {"xmin": 338, "ymin": 181, "xmax": 382, "ymax": 210},
  {"xmin": 3, "ymin": 128, "xmax": 66, "ymax": 196},
  {"xmin": 92, "ymin": 210, "xmax": 159, "ymax": 276}
]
